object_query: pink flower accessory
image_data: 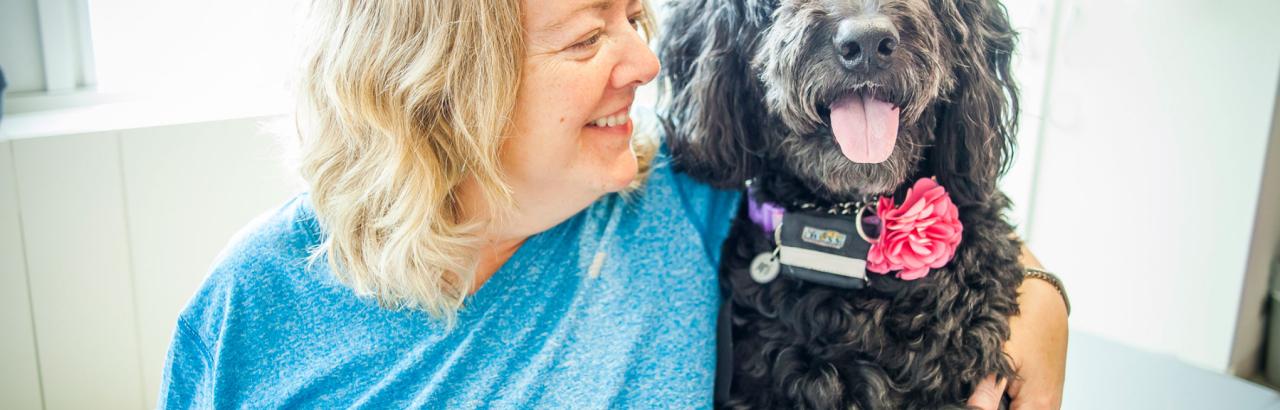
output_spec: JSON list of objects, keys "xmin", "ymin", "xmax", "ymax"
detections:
[{"xmin": 865, "ymin": 177, "xmax": 963, "ymax": 280}]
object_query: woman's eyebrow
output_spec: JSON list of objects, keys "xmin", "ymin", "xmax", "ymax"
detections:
[{"xmin": 541, "ymin": 0, "xmax": 616, "ymax": 33}]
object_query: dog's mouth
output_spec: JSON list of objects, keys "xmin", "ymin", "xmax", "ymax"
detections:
[{"xmin": 819, "ymin": 87, "xmax": 901, "ymax": 164}]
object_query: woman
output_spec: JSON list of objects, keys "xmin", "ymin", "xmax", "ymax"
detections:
[{"xmin": 159, "ymin": 0, "xmax": 1067, "ymax": 408}]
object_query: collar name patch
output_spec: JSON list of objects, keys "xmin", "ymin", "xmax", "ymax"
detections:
[{"xmin": 801, "ymin": 226, "xmax": 848, "ymax": 249}]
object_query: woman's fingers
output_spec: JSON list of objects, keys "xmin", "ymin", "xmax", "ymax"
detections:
[{"xmin": 966, "ymin": 373, "xmax": 1009, "ymax": 410}]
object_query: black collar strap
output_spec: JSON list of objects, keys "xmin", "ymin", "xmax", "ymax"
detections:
[{"xmin": 746, "ymin": 187, "xmax": 879, "ymax": 290}]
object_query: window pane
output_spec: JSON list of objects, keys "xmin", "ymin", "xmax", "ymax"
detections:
[{"xmin": 87, "ymin": 0, "xmax": 296, "ymax": 97}]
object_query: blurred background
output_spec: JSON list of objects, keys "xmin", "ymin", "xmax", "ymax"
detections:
[{"xmin": 1, "ymin": 0, "xmax": 1278, "ymax": 408}]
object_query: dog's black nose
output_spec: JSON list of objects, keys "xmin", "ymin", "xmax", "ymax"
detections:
[{"xmin": 833, "ymin": 18, "xmax": 899, "ymax": 71}]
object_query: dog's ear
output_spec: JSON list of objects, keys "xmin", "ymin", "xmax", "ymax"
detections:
[
  {"xmin": 658, "ymin": 0, "xmax": 774, "ymax": 189},
  {"xmin": 927, "ymin": 0, "xmax": 1019, "ymax": 206}
]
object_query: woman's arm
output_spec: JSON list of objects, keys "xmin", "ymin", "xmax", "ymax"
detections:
[{"xmin": 968, "ymin": 245, "xmax": 1070, "ymax": 410}]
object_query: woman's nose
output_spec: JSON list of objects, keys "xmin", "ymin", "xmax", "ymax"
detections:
[{"xmin": 611, "ymin": 31, "xmax": 660, "ymax": 89}]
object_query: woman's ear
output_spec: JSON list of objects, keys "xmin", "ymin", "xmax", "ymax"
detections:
[
  {"xmin": 927, "ymin": 0, "xmax": 1020, "ymax": 206},
  {"xmin": 658, "ymin": 0, "xmax": 774, "ymax": 189}
]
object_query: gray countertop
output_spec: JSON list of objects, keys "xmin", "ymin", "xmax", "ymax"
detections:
[{"xmin": 1064, "ymin": 332, "xmax": 1280, "ymax": 409}]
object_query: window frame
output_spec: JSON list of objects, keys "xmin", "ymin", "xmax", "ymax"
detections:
[{"xmin": 4, "ymin": 0, "xmax": 100, "ymax": 115}]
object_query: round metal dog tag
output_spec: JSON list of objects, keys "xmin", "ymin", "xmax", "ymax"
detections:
[{"xmin": 750, "ymin": 252, "xmax": 781, "ymax": 284}]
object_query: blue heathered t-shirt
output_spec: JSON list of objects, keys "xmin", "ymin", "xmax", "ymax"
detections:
[{"xmin": 157, "ymin": 152, "xmax": 740, "ymax": 409}]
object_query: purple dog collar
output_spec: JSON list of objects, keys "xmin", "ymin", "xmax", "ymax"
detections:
[{"xmin": 747, "ymin": 188, "xmax": 786, "ymax": 236}]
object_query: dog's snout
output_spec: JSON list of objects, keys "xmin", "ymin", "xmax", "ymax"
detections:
[{"xmin": 833, "ymin": 18, "xmax": 899, "ymax": 71}]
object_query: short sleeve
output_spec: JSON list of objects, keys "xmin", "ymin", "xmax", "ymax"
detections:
[
  {"xmin": 660, "ymin": 146, "xmax": 742, "ymax": 265},
  {"xmin": 157, "ymin": 319, "xmax": 215, "ymax": 409},
  {"xmin": 155, "ymin": 194, "xmax": 313, "ymax": 408}
]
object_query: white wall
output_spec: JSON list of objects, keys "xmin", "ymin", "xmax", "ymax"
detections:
[
  {"xmin": 1024, "ymin": 0, "xmax": 1280, "ymax": 371},
  {"xmin": 1231, "ymin": 80, "xmax": 1280, "ymax": 379},
  {"xmin": 0, "ymin": 117, "xmax": 302, "ymax": 409},
  {"xmin": 1001, "ymin": 0, "xmax": 1059, "ymax": 234}
]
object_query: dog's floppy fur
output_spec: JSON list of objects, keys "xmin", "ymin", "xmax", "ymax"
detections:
[{"xmin": 659, "ymin": 0, "xmax": 1025, "ymax": 408}]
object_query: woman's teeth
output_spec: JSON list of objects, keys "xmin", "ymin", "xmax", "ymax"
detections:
[{"xmin": 589, "ymin": 113, "xmax": 630, "ymax": 127}]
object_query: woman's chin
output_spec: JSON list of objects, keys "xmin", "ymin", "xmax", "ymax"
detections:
[{"xmin": 597, "ymin": 148, "xmax": 639, "ymax": 193}]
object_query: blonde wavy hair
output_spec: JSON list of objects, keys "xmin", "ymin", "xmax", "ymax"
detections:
[{"xmin": 295, "ymin": 0, "xmax": 656, "ymax": 324}]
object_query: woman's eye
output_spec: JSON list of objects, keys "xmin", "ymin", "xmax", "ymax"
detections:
[
  {"xmin": 570, "ymin": 32, "xmax": 602, "ymax": 51},
  {"xmin": 628, "ymin": 13, "xmax": 643, "ymax": 30}
]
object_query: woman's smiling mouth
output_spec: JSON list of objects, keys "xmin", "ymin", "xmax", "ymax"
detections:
[{"xmin": 586, "ymin": 106, "xmax": 632, "ymax": 131}]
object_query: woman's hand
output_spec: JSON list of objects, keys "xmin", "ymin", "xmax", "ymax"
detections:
[{"xmin": 967, "ymin": 245, "xmax": 1069, "ymax": 410}]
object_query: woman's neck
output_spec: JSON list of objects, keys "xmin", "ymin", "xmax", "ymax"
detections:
[
  {"xmin": 459, "ymin": 180, "xmax": 601, "ymax": 294},
  {"xmin": 471, "ymin": 234, "xmax": 527, "ymax": 294}
]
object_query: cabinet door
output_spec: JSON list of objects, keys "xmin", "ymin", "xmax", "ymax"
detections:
[
  {"xmin": 13, "ymin": 133, "xmax": 145, "ymax": 410},
  {"xmin": 0, "ymin": 141, "xmax": 44, "ymax": 410}
]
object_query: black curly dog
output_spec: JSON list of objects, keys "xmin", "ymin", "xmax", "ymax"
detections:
[{"xmin": 659, "ymin": 0, "xmax": 1025, "ymax": 408}]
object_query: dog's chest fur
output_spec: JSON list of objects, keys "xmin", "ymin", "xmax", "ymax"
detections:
[{"xmin": 716, "ymin": 177, "xmax": 1024, "ymax": 410}]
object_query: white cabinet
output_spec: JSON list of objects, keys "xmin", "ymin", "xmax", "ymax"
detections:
[
  {"xmin": 0, "ymin": 117, "xmax": 302, "ymax": 409},
  {"xmin": 0, "ymin": 141, "xmax": 44, "ymax": 410},
  {"xmin": 12, "ymin": 132, "xmax": 145, "ymax": 410}
]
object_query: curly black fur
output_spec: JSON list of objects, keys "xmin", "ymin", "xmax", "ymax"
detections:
[{"xmin": 659, "ymin": 0, "xmax": 1026, "ymax": 408}]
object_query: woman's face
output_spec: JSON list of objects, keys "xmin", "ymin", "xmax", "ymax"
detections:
[{"xmin": 504, "ymin": 0, "xmax": 658, "ymax": 215}]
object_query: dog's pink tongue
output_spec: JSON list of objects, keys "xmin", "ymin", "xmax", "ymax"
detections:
[{"xmin": 829, "ymin": 93, "xmax": 899, "ymax": 163}]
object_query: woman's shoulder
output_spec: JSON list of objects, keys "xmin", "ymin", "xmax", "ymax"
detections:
[
  {"xmin": 208, "ymin": 193, "xmax": 323, "ymax": 281},
  {"xmin": 647, "ymin": 141, "xmax": 739, "ymax": 201},
  {"xmin": 176, "ymin": 193, "xmax": 328, "ymax": 339},
  {"xmin": 627, "ymin": 142, "xmax": 742, "ymax": 262}
]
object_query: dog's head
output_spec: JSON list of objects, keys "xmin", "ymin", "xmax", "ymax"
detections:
[{"xmin": 660, "ymin": 0, "xmax": 1018, "ymax": 205}]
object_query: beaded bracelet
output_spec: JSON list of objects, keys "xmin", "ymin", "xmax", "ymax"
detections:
[{"xmin": 1024, "ymin": 268, "xmax": 1071, "ymax": 316}]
